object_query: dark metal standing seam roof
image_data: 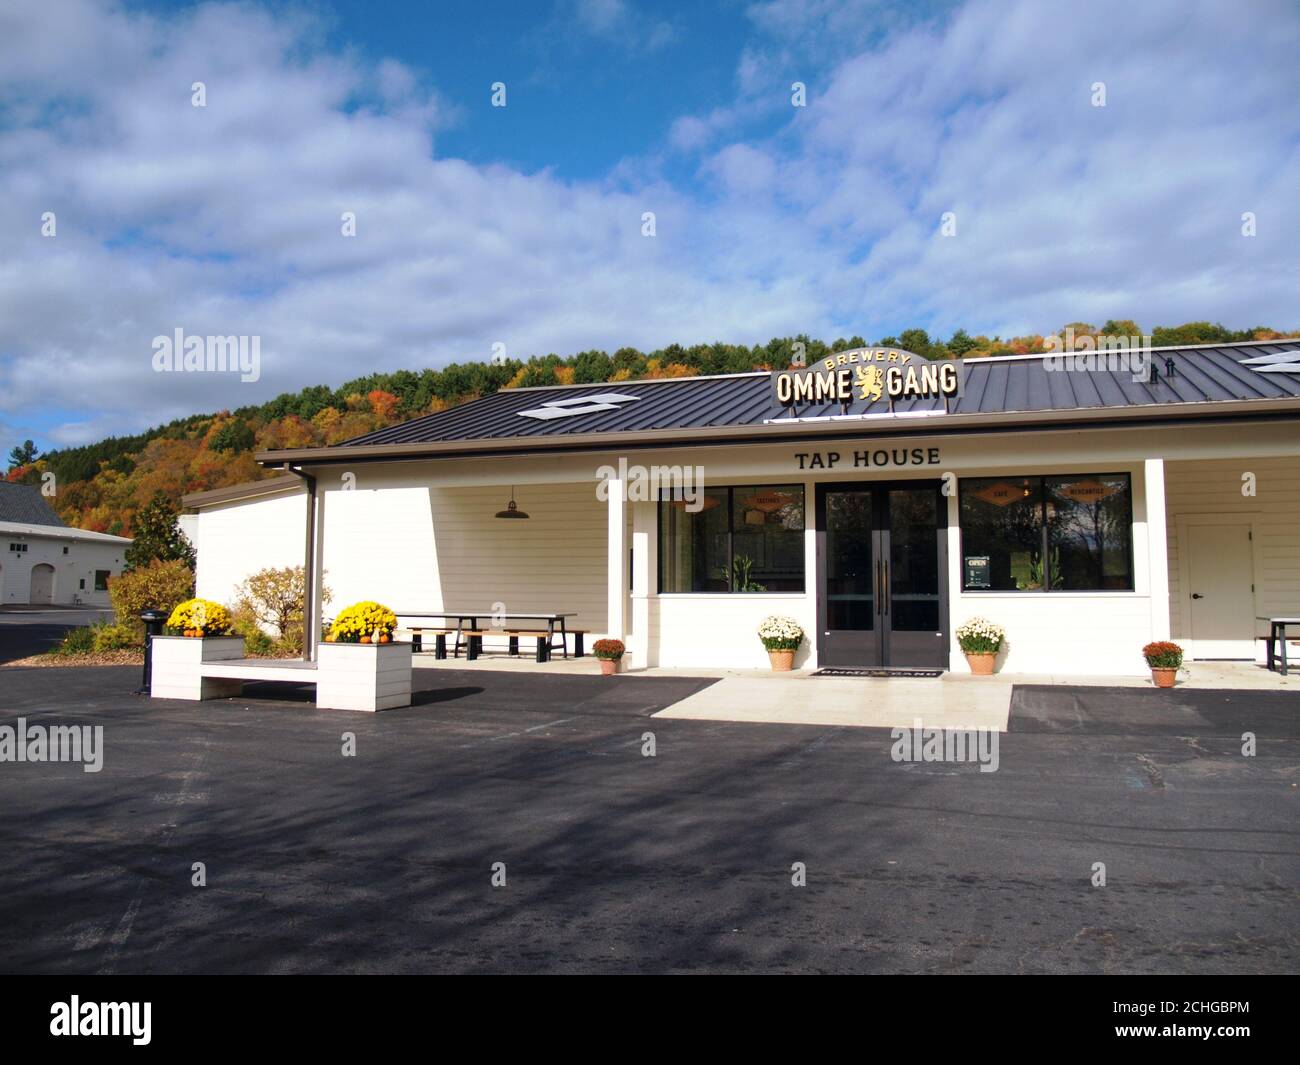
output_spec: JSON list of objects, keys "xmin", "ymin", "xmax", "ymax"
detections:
[
  {"xmin": 0, "ymin": 481, "xmax": 68, "ymax": 527},
  {"xmin": 328, "ymin": 341, "xmax": 1300, "ymax": 451}
]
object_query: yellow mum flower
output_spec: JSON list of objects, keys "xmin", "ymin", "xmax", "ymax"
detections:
[
  {"xmin": 328, "ymin": 601, "xmax": 397, "ymax": 644},
  {"xmin": 166, "ymin": 598, "xmax": 233, "ymax": 637}
]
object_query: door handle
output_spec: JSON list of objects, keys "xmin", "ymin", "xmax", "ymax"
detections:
[
  {"xmin": 875, "ymin": 560, "xmax": 882, "ymax": 614},
  {"xmin": 883, "ymin": 560, "xmax": 889, "ymax": 615},
  {"xmin": 1191, "ymin": 593, "xmax": 1204, "ymax": 599}
]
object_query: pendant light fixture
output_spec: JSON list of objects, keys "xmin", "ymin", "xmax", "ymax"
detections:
[{"xmin": 495, "ymin": 486, "xmax": 530, "ymax": 519}]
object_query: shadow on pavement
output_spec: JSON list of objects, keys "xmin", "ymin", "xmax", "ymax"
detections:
[{"xmin": 1010, "ymin": 684, "xmax": 1300, "ymax": 736}]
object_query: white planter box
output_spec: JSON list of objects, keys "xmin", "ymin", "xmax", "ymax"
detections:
[
  {"xmin": 316, "ymin": 641, "xmax": 412, "ymax": 712},
  {"xmin": 150, "ymin": 636, "xmax": 246, "ymax": 700}
]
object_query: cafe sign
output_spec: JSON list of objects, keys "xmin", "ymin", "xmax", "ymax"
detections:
[
  {"xmin": 971, "ymin": 481, "xmax": 1029, "ymax": 507},
  {"xmin": 773, "ymin": 347, "xmax": 961, "ymax": 407}
]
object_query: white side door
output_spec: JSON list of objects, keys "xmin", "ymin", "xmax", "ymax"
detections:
[
  {"xmin": 1185, "ymin": 524, "xmax": 1255, "ymax": 659},
  {"xmin": 29, "ymin": 562, "xmax": 55, "ymax": 605}
]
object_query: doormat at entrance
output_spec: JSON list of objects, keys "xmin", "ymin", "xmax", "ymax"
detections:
[{"xmin": 812, "ymin": 668, "xmax": 945, "ymax": 678}]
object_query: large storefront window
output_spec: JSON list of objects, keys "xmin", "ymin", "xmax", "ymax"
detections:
[
  {"xmin": 659, "ymin": 485, "xmax": 805, "ymax": 593},
  {"xmin": 960, "ymin": 474, "xmax": 1133, "ymax": 591}
]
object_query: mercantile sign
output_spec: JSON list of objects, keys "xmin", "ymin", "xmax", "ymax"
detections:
[{"xmin": 773, "ymin": 348, "xmax": 961, "ymax": 406}]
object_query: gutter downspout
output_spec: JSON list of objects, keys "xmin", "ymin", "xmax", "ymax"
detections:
[{"xmin": 283, "ymin": 464, "xmax": 319, "ymax": 662}]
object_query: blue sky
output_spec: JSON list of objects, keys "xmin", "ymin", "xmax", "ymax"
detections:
[
  {"xmin": 307, "ymin": 0, "xmax": 755, "ymax": 179},
  {"xmin": 1, "ymin": 0, "xmax": 1297, "ymax": 458}
]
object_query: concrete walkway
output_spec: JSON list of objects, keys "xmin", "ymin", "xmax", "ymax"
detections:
[{"xmin": 650, "ymin": 672, "xmax": 1012, "ymax": 731}]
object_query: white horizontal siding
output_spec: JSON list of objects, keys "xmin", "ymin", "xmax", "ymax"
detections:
[
  {"xmin": 1165, "ymin": 456, "xmax": 1300, "ymax": 639},
  {"xmin": 321, "ymin": 482, "xmax": 608, "ymax": 634}
]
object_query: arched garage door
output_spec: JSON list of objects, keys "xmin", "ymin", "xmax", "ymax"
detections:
[{"xmin": 29, "ymin": 563, "xmax": 55, "ymax": 604}]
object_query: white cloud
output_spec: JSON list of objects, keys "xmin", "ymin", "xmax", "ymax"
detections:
[
  {"xmin": 685, "ymin": 0, "xmax": 1300, "ymax": 338},
  {"xmin": 0, "ymin": 0, "xmax": 807, "ymax": 445},
  {"xmin": 1, "ymin": 0, "xmax": 1297, "ymax": 457},
  {"xmin": 564, "ymin": 0, "xmax": 678, "ymax": 51}
]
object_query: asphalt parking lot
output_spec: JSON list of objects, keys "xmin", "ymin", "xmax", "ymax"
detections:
[
  {"xmin": 0, "ymin": 664, "xmax": 1295, "ymax": 974},
  {"xmin": 0, "ymin": 606, "xmax": 114, "ymax": 663}
]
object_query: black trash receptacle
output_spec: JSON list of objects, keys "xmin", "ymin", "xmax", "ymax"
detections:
[{"xmin": 136, "ymin": 609, "xmax": 169, "ymax": 695}]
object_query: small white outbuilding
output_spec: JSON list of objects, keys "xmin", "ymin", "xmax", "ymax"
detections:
[{"xmin": 0, "ymin": 482, "xmax": 131, "ymax": 607}]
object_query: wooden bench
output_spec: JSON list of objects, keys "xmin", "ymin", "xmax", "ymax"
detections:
[
  {"xmin": 448, "ymin": 626, "xmax": 588, "ymax": 663},
  {"xmin": 150, "ymin": 637, "xmax": 413, "ymax": 712},
  {"xmin": 407, "ymin": 627, "xmax": 453, "ymax": 659},
  {"xmin": 1258, "ymin": 632, "xmax": 1300, "ymax": 674},
  {"xmin": 455, "ymin": 629, "xmax": 549, "ymax": 663},
  {"xmin": 512, "ymin": 627, "xmax": 589, "ymax": 659},
  {"xmin": 504, "ymin": 630, "xmax": 551, "ymax": 663},
  {"xmin": 505, "ymin": 628, "xmax": 589, "ymax": 658},
  {"xmin": 155, "ymin": 655, "xmax": 322, "ymax": 700},
  {"xmin": 457, "ymin": 630, "xmax": 515, "ymax": 661}
]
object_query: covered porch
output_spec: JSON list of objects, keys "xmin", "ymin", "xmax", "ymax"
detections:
[
  {"xmin": 1162, "ymin": 454, "xmax": 1300, "ymax": 666},
  {"xmin": 296, "ymin": 465, "xmax": 643, "ymax": 666}
]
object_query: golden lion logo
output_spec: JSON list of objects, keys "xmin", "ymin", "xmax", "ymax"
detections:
[{"xmin": 855, "ymin": 365, "xmax": 884, "ymax": 401}]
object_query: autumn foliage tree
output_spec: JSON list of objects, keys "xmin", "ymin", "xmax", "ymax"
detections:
[
  {"xmin": 124, "ymin": 490, "xmax": 196, "ymax": 571},
  {"xmin": 233, "ymin": 566, "xmax": 332, "ymax": 653}
]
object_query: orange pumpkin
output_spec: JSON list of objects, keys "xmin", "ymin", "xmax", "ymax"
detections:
[
  {"xmin": 378, "ymin": 634, "xmax": 390, "ymax": 644},
  {"xmin": 360, "ymin": 635, "xmax": 372, "ymax": 644}
]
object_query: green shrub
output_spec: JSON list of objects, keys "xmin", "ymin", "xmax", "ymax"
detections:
[
  {"xmin": 91, "ymin": 621, "xmax": 141, "ymax": 652},
  {"xmin": 270, "ymin": 637, "xmax": 303, "ymax": 658},
  {"xmin": 245, "ymin": 630, "xmax": 277, "ymax": 656},
  {"xmin": 108, "ymin": 559, "xmax": 194, "ymax": 637},
  {"xmin": 230, "ymin": 606, "xmax": 276, "ymax": 656},
  {"xmin": 241, "ymin": 624, "xmax": 277, "ymax": 657},
  {"xmin": 52, "ymin": 626, "xmax": 96, "ymax": 656}
]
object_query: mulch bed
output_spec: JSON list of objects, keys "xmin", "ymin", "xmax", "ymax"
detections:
[
  {"xmin": 5, "ymin": 650, "xmax": 144, "ymax": 668},
  {"xmin": 6, "ymin": 648, "xmax": 301, "ymax": 668}
]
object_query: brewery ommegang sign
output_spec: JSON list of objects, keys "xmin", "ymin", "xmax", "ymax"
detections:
[{"xmin": 773, "ymin": 348, "xmax": 961, "ymax": 406}]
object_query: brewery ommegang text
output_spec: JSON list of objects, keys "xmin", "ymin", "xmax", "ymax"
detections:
[{"xmin": 773, "ymin": 348, "xmax": 961, "ymax": 406}]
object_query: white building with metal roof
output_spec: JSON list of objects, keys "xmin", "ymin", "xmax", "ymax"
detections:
[
  {"xmin": 0, "ymin": 482, "xmax": 132, "ymax": 607},
  {"xmin": 183, "ymin": 339, "xmax": 1300, "ymax": 676}
]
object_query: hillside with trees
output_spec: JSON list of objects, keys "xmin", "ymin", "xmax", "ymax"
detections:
[{"xmin": 6, "ymin": 319, "xmax": 1293, "ymax": 538}]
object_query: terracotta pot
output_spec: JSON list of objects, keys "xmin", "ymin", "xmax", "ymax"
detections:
[
  {"xmin": 1150, "ymin": 667, "xmax": 1177, "ymax": 688},
  {"xmin": 768, "ymin": 649, "xmax": 795, "ymax": 672},
  {"xmin": 965, "ymin": 652, "xmax": 996, "ymax": 676},
  {"xmin": 599, "ymin": 658, "xmax": 620, "ymax": 676}
]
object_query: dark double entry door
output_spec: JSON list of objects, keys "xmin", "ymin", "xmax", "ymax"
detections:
[{"xmin": 815, "ymin": 481, "xmax": 949, "ymax": 670}]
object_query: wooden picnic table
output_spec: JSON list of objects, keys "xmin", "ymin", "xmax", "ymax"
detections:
[
  {"xmin": 395, "ymin": 611, "xmax": 580, "ymax": 662},
  {"xmin": 1257, "ymin": 616, "xmax": 1300, "ymax": 676}
]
